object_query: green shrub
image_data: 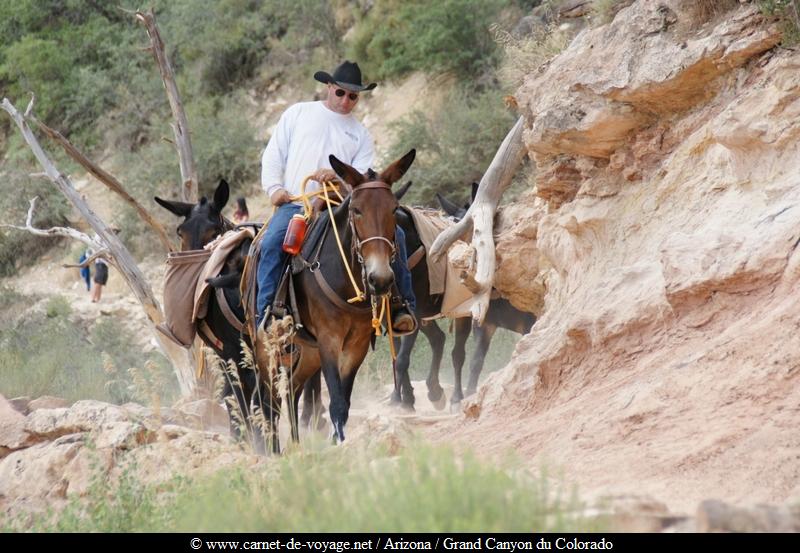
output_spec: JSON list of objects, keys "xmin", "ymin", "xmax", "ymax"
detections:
[
  {"xmin": 384, "ymin": 86, "xmax": 516, "ymax": 206},
  {"xmin": 348, "ymin": 0, "xmax": 506, "ymax": 80},
  {"xmin": 759, "ymin": 0, "xmax": 800, "ymax": 44},
  {"xmin": 44, "ymin": 295, "xmax": 71, "ymax": 319}
]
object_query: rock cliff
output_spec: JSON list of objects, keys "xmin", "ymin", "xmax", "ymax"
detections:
[{"xmin": 461, "ymin": 0, "xmax": 800, "ymax": 512}]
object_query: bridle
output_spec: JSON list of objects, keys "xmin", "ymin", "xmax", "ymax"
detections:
[{"xmin": 349, "ymin": 181, "xmax": 398, "ymax": 266}]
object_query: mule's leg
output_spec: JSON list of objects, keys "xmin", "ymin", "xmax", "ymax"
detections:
[
  {"xmin": 219, "ymin": 346, "xmax": 264, "ymax": 452},
  {"xmin": 466, "ymin": 322, "xmax": 497, "ymax": 397},
  {"xmin": 341, "ymin": 371, "xmax": 357, "ymax": 416},
  {"xmin": 320, "ymin": 360, "xmax": 348, "ymax": 443},
  {"xmin": 300, "ymin": 370, "xmax": 326, "ymax": 431},
  {"xmin": 422, "ymin": 321, "xmax": 446, "ymax": 405},
  {"xmin": 392, "ymin": 330, "xmax": 418, "ymax": 410},
  {"xmin": 251, "ymin": 374, "xmax": 278, "ymax": 455},
  {"xmin": 290, "ymin": 385, "xmax": 301, "ymax": 443},
  {"xmin": 450, "ymin": 318, "xmax": 471, "ymax": 405}
]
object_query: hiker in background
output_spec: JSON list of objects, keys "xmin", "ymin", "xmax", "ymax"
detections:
[
  {"xmin": 78, "ymin": 248, "xmax": 92, "ymax": 292},
  {"xmin": 91, "ymin": 256, "xmax": 109, "ymax": 303},
  {"xmin": 232, "ymin": 196, "xmax": 250, "ymax": 225}
]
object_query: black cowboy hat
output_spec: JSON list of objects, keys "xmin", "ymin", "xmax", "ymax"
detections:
[{"xmin": 314, "ymin": 61, "xmax": 377, "ymax": 92}]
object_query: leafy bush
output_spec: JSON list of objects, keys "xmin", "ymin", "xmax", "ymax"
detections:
[
  {"xmin": 759, "ymin": 0, "xmax": 800, "ymax": 44},
  {"xmin": 383, "ymin": 86, "xmax": 516, "ymax": 206},
  {"xmin": 45, "ymin": 295, "xmax": 71, "ymax": 318},
  {"xmin": 348, "ymin": 0, "xmax": 506, "ymax": 80}
]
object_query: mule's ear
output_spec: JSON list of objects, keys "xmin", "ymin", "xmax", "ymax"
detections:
[
  {"xmin": 329, "ymin": 155, "xmax": 365, "ymax": 187},
  {"xmin": 213, "ymin": 178, "xmax": 230, "ymax": 211},
  {"xmin": 436, "ymin": 192, "xmax": 462, "ymax": 217},
  {"xmin": 379, "ymin": 149, "xmax": 416, "ymax": 186},
  {"xmin": 154, "ymin": 196, "xmax": 193, "ymax": 217},
  {"xmin": 395, "ymin": 181, "xmax": 412, "ymax": 201},
  {"xmin": 470, "ymin": 181, "xmax": 479, "ymax": 203}
]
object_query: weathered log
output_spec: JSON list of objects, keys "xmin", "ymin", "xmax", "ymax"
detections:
[
  {"xmin": 1, "ymin": 97, "xmax": 196, "ymax": 396},
  {"xmin": 30, "ymin": 116, "xmax": 175, "ymax": 253},
  {"xmin": 133, "ymin": 9, "xmax": 198, "ymax": 203},
  {"xmin": 429, "ymin": 116, "xmax": 527, "ymax": 323}
]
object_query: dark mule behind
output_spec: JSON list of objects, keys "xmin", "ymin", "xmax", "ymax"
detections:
[
  {"xmin": 155, "ymin": 180, "xmax": 272, "ymax": 452},
  {"xmin": 389, "ymin": 184, "xmax": 535, "ymax": 409}
]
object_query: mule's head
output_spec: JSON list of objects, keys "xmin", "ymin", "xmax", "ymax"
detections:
[
  {"xmin": 155, "ymin": 179, "xmax": 230, "ymax": 251},
  {"xmin": 330, "ymin": 149, "xmax": 416, "ymax": 297},
  {"xmin": 436, "ymin": 181, "xmax": 479, "ymax": 221}
]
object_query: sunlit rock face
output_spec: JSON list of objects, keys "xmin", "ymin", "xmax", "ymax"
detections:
[{"xmin": 472, "ymin": 1, "xmax": 800, "ymax": 512}]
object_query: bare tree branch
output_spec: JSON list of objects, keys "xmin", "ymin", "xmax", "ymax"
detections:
[
  {"xmin": 1, "ymin": 97, "xmax": 197, "ymax": 396},
  {"xmin": 30, "ymin": 115, "xmax": 176, "ymax": 253},
  {"xmin": 134, "ymin": 8, "xmax": 198, "ymax": 203},
  {"xmin": 1, "ymin": 196, "xmax": 98, "ymax": 247},
  {"xmin": 24, "ymin": 93, "xmax": 35, "ymax": 117},
  {"xmin": 429, "ymin": 116, "xmax": 527, "ymax": 323}
]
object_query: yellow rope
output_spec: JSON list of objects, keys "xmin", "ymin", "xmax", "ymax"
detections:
[
  {"xmin": 290, "ymin": 175, "xmax": 395, "ymax": 360},
  {"xmin": 371, "ymin": 295, "xmax": 396, "ymax": 361},
  {"xmin": 289, "ymin": 176, "xmax": 342, "ymax": 220},
  {"xmin": 319, "ymin": 178, "xmax": 365, "ymax": 303}
]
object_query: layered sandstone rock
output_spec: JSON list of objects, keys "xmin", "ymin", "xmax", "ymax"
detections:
[{"xmin": 459, "ymin": 1, "xmax": 800, "ymax": 512}]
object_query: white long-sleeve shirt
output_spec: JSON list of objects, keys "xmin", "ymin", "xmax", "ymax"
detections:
[{"xmin": 261, "ymin": 101, "xmax": 374, "ymax": 203}]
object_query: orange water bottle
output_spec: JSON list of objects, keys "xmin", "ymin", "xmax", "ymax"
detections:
[{"xmin": 282, "ymin": 214, "xmax": 307, "ymax": 255}]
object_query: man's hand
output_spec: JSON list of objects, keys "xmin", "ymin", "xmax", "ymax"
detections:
[
  {"xmin": 310, "ymin": 197, "xmax": 327, "ymax": 219},
  {"xmin": 270, "ymin": 188, "xmax": 291, "ymax": 206},
  {"xmin": 312, "ymin": 169, "xmax": 338, "ymax": 184}
]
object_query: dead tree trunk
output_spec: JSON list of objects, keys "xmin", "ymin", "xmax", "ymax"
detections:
[
  {"xmin": 428, "ymin": 116, "xmax": 527, "ymax": 324},
  {"xmin": 1, "ymin": 97, "xmax": 197, "ymax": 396},
  {"xmin": 134, "ymin": 9, "xmax": 198, "ymax": 204},
  {"xmin": 31, "ymin": 116, "xmax": 176, "ymax": 253}
]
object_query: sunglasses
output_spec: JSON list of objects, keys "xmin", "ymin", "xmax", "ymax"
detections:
[{"xmin": 334, "ymin": 88, "xmax": 359, "ymax": 101}]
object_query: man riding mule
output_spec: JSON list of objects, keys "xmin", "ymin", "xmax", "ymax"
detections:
[
  {"xmin": 256, "ymin": 60, "xmax": 416, "ymax": 334},
  {"xmin": 155, "ymin": 62, "xmax": 420, "ymax": 450}
]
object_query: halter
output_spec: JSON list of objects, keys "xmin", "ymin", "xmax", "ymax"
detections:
[{"xmin": 349, "ymin": 181, "xmax": 398, "ymax": 265}]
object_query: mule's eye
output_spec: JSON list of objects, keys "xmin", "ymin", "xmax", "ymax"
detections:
[{"xmin": 352, "ymin": 207, "xmax": 362, "ymax": 217}]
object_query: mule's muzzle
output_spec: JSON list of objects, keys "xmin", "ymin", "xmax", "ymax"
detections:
[{"xmin": 367, "ymin": 270, "xmax": 395, "ymax": 297}]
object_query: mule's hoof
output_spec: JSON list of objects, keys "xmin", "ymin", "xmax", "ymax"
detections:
[
  {"xmin": 388, "ymin": 401, "xmax": 414, "ymax": 413},
  {"xmin": 430, "ymin": 391, "xmax": 447, "ymax": 411},
  {"xmin": 449, "ymin": 399, "xmax": 462, "ymax": 414},
  {"xmin": 427, "ymin": 386, "xmax": 443, "ymax": 402}
]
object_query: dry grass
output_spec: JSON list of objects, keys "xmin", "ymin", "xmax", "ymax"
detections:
[
  {"xmin": 493, "ymin": 22, "xmax": 572, "ymax": 91},
  {"xmin": 692, "ymin": 0, "xmax": 740, "ymax": 22}
]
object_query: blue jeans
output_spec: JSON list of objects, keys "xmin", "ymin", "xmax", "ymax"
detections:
[{"xmin": 256, "ymin": 203, "xmax": 416, "ymax": 325}]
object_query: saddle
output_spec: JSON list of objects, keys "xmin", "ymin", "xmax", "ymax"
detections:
[
  {"xmin": 157, "ymin": 227, "xmax": 256, "ymax": 350},
  {"xmin": 240, "ymin": 206, "xmax": 413, "ymax": 375}
]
